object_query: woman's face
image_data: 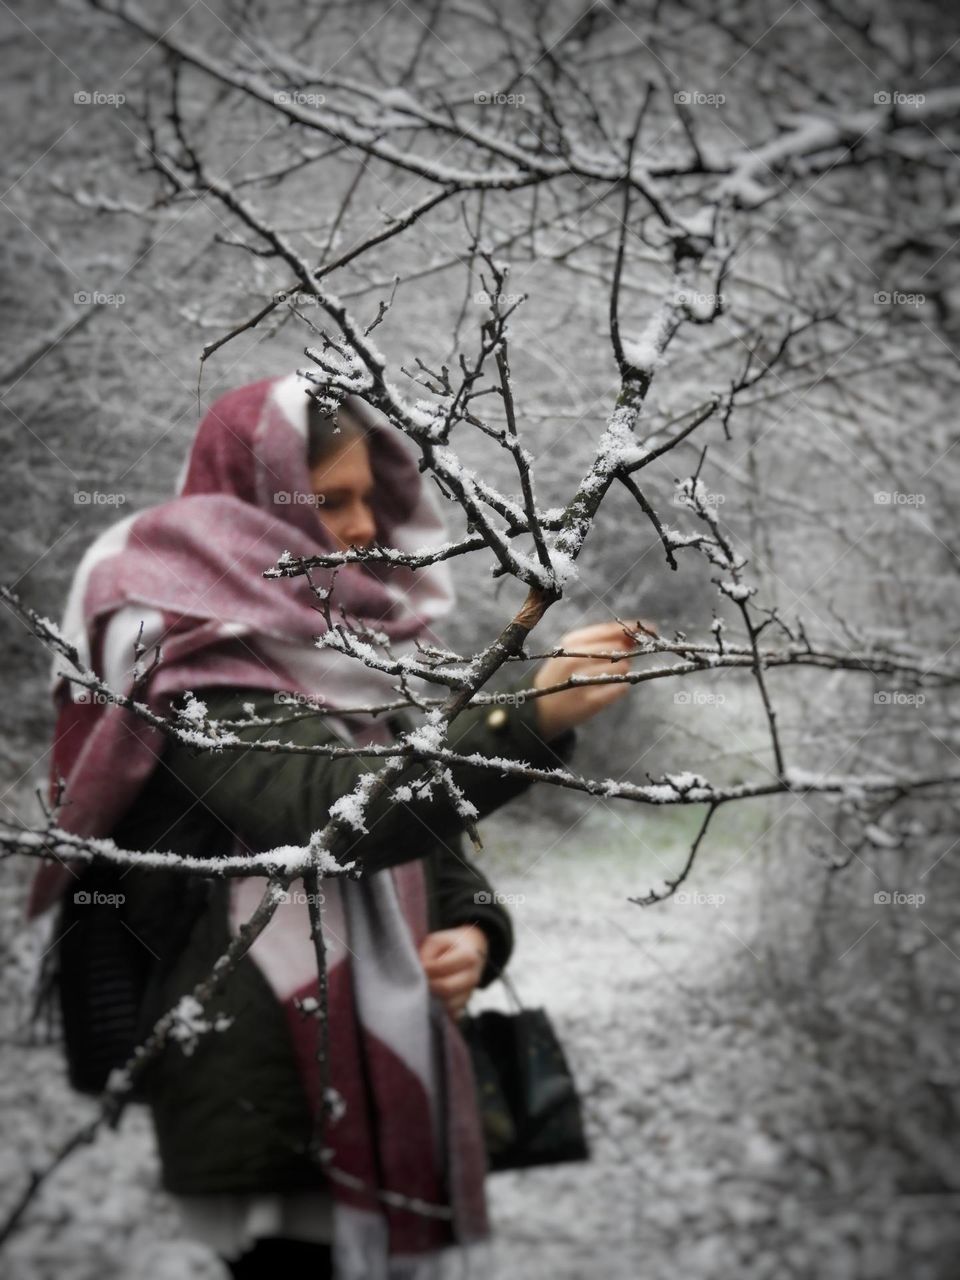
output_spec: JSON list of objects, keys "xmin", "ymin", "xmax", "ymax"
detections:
[{"xmin": 308, "ymin": 433, "xmax": 377, "ymax": 551}]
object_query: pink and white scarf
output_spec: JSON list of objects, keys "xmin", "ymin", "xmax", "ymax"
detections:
[{"xmin": 28, "ymin": 372, "xmax": 491, "ymax": 1273}]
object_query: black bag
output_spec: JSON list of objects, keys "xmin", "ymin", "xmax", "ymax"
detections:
[{"xmin": 459, "ymin": 974, "xmax": 590, "ymax": 1172}]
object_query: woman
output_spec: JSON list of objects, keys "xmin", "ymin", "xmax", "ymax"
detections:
[{"xmin": 29, "ymin": 372, "xmax": 635, "ymax": 1279}]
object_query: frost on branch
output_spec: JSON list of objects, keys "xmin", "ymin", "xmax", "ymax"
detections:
[
  {"xmin": 168, "ymin": 995, "xmax": 233, "ymax": 1057},
  {"xmin": 328, "ymin": 772, "xmax": 380, "ymax": 835}
]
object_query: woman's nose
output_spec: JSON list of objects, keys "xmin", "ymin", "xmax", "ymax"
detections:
[{"xmin": 344, "ymin": 502, "xmax": 376, "ymax": 547}]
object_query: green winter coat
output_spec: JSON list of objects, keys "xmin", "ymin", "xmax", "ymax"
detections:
[{"xmin": 111, "ymin": 681, "xmax": 577, "ymax": 1194}]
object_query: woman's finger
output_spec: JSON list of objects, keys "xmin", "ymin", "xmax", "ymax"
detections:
[
  {"xmin": 428, "ymin": 971, "xmax": 475, "ymax": 995},
  {"xmin": 423, "ymin": 960, "xmax": 475, "ymax": 986},
  {"xmin": 421, "ymin": 943, "xmax": 481, "ymax": 974},
  {"xmin": 576, "ymin": 653, "xmax": 633, "ymax": 672},
  {"xmin": 559, "ymin": 622, "xmax": 630, "ymax": 646},
  {"xmin": 423, "ymin": 951, "xmax": 481, "ymax": 979},
  {"xmin": 429, "ymin": 958, "xmax": 482, "ymax": 984},
  {"xmin": 418, "ymin": 936, "xmax": 460, "ymax": 965},
  {"xmin": 565, "ymin": 618, "xmax": 646, "ymax": 638},
  {"xmin": 428, "ymin": 972, "xmax": 478, "ymax": 999},
  {"xmin": 421, "ymin": 927, "xmax": 486, "ymax": 962},
  {"xmin": 560, "ymin": 626, "xmax": 644, "ymax": 655}
]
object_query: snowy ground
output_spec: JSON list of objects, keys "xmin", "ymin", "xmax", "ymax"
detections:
[
  {"xmin": 1, "ymin": 802, "xmax": 956, "ymax": 1279},
  {"xmin": 479, "ymin": 803, "xmax": 823, "ymax": 1280}
]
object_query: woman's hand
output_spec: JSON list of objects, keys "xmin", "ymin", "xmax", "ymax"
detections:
[
  {"xmin": 418, "ymin": 925, "xmax": 489, "ymax": 1020},
  {"xmin": 532, "ymin": 619, "xmax": 655, "ymax": 741}
]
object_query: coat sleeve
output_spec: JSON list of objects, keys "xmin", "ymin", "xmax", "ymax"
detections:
[
  {"xmin": 426, "ymin": 837, "xmax": 515, "ymax": 988},
  {"xmin": 159, "ymin": 681, "xmax": 577, "ymax": 878}
]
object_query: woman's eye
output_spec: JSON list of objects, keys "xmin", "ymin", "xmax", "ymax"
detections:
[{"xmin": 316, "ymin": 494, "xmax": 373, "ymax": 512}]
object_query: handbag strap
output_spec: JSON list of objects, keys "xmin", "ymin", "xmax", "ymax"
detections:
[{"xmin": 499, "ymin": 971, "xmax": 525, "ymax": 1012}]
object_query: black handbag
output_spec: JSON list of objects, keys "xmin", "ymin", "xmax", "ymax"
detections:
[{"xmin": 459, "ymin": 973, "xmax": 590, "ymax": 1172}]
